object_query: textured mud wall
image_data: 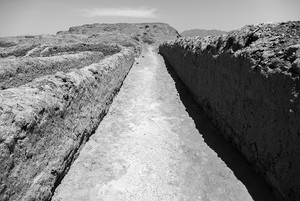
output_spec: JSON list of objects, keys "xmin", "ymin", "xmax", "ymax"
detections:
[
  {"xmin": 0, "ymin": 48, "xmax": 135, "ymax": 201},
  {"xmin": 0, "ymin": 36, "xmax": 125, "ymax": 90},
  {"xmin": 0, "ymin": 51, "xmax": 105, "ymax": 89},
  {"xmin": 159, "ymin": 21, "xmax": 300, "ymax": 201}
]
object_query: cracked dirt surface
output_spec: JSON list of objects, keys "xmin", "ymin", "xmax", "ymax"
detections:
[{"xmin": 52, "ymin": 46, "xmax": 275, "ymax": 201}]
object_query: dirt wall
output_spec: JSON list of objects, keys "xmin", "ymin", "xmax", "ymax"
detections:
[
  {"xmin": 0, "ymin": 48, "xmax": 135, "ymax": 201},
  {"xmin": 0, "ymin": 51, "xmax": 105, "ymax": 89},
  {"xmin": 159, "ymin": 21, "xmax": 300, "ymax": 201}
]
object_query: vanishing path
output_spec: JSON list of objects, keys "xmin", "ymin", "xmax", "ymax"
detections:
[{"xmin": 52, "ymin": 46, "xmax": 275, "ymax": 201}]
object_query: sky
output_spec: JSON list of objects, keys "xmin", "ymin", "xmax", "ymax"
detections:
[{"xmin": 0, "ymin": 0, "xmax": 300, "ymax": 37}]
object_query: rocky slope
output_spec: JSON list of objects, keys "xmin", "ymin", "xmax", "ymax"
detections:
[
  {"xmin": 180, "ymin": 29, "xmax": 227, "ymax": 37},
  {"xmin": 0, "ymin": 22, "xmax": 179, "ymax": 200},
  {"xmin": 159, "ymin": 21, "xmax": 300, "ymax": 201}
]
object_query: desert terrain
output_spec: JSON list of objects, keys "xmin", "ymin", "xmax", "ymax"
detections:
[{"xmin": 0, "ymin": 21, "xmax": 299, "ymax": 201}]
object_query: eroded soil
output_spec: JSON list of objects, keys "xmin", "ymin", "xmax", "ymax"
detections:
[{"xmin": 52, "ymin": 46, "xmax": 275, "ymax": 201}]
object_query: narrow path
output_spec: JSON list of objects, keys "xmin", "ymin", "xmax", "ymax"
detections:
[{"xmin": 52, "ymin": 46, "xmax": 275, "ymax": 201}]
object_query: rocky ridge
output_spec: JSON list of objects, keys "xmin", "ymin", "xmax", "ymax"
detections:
[
  {"xmin": 159, "ymin": 21, "xmax": 300, "ymax": 201},
  {"xmin": 180, "ymin": 28, "xmax": 227, "ymax": 37}
]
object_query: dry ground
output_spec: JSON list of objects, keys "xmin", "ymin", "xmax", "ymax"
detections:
[{"xmin": 52, "ymin": 46, "xmax": 275, "ymax": 201}]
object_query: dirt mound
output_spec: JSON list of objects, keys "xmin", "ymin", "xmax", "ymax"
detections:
[{"xmin": 160, "ymin": 21, "xmax": 300, "ymax": 201}]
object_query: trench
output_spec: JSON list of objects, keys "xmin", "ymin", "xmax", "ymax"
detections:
[{"xmin": 51, "ymin": 45, "xmax": 276, "ymax": 201}]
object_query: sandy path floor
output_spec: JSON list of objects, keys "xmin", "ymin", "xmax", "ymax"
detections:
[{"xmin": 52, "ymin": 46, "xmax": 275, "ymax": 201}]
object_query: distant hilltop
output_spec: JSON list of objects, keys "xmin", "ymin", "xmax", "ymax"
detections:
[
  {"xmin": 180, "ymin": 29, "xmax": 227, "ymax": 37},
  {"xmin": 57, "ymin": 23, "xmax": 180, "ymax": 45}
]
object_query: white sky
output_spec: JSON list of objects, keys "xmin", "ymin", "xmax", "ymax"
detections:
[{"xmin": 0, "ymin": 0, "xmax": 300, "ymax": 36}]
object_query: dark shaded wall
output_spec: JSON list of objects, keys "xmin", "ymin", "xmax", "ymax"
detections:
[{"xmin": 159, "ymin": 21, "xmax": 300, "ymax": 201}]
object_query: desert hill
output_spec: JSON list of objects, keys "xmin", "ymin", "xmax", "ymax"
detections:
[{"xmin": 58, "ymin": 23, "xmax": 180, "ymax": 44}]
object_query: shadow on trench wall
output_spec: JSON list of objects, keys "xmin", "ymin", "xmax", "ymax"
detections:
[{"xmin": 161, "ymin": 56, "xmax": 277, "ymax": 201}]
